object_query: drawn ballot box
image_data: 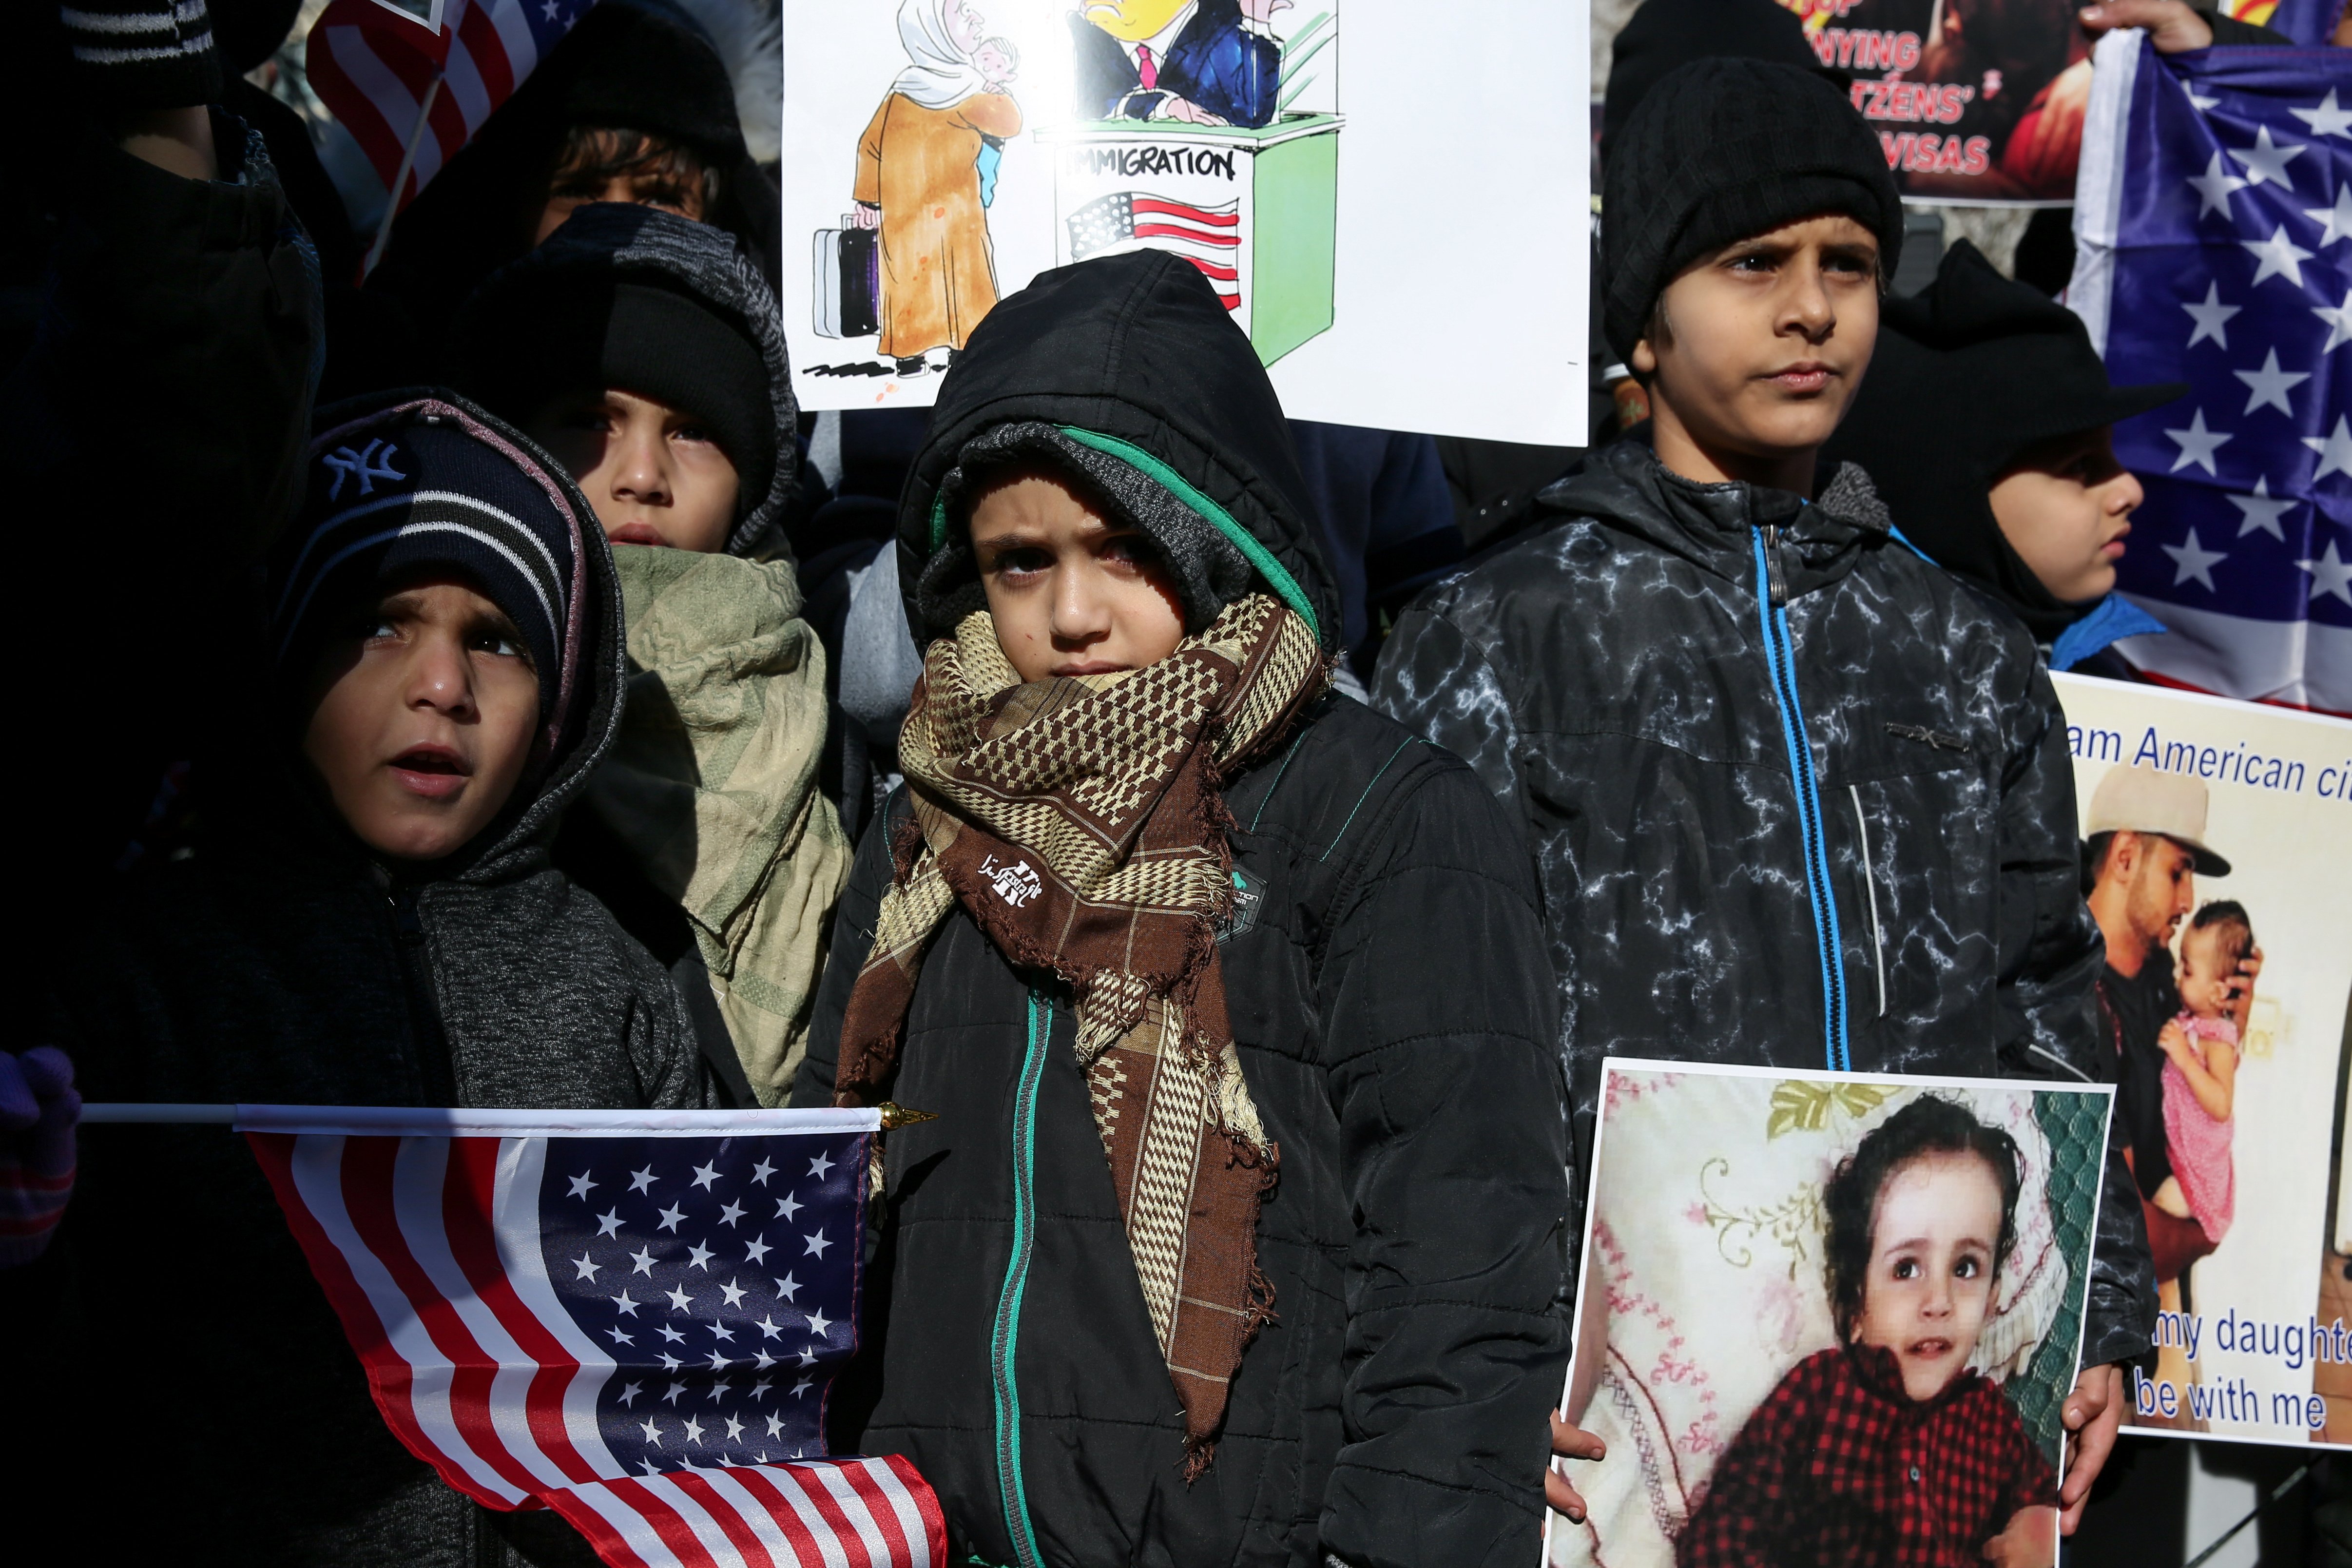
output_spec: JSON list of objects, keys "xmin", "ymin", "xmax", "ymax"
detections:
[{"xmin": 1038, "ymin": 114, "xmax": 1341, "ymax": 368}]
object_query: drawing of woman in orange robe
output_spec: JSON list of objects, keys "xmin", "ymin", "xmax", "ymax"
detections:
[{"xmin": 852, "ymin": 0, "xmax": 1023, "ymax": 375}]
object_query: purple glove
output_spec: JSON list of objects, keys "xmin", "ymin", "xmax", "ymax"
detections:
[{"xmin": 0, "ymin": 1047, "xmax": 79, "ymax": 1267}]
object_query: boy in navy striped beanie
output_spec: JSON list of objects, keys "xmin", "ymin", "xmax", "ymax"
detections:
[{"xmin": 269, "ymin": 392, "xmax": 594, "ymax": 863}]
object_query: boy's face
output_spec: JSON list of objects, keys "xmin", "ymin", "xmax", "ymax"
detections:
[
  {"xmin": 536, "ymin": 132, "xmax": 708, "ymax": 249},
  {"xmin": 1851, "ymin": 1151, "xmax": 2003, "ymax": 1402},
  {"xmin": 1634, "ymin": 214, "xmax": 1881, "ymax": 489},
  {"xmin": 967, "ymin": 469, "xmax": 1186, "ymax": 683},
  {"xmin": 977, "ymin": 43, "xmax": 1015, "ymax": 79},
  {"xmin": 528, "ymin": 388, "xmax": 740, "ymax": 554},
  {"xmin": 302, "ymin": 577, "xmax": 542, "ymax": 863},
  {"xmin": 1988, "ymin": 426, "xmax": 2142, "ymax": 604}
]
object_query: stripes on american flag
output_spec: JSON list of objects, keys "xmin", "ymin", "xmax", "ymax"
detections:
[
  {"xmin": 1067, "ymin": 192, "xmax": 1243, "ymax": 308},
  {"xmin": 240, "ymin": 1104, "xmax": 943, "ymax": 1568},
  {"xmin": 305, "ymin": 0, "xmax": 587, "ymax": 216}
]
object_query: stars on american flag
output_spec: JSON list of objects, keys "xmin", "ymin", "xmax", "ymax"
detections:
[
  {"xmin": 2165, "ymin": 408, "xmax": 2233, "ymax": 473},
  {"xmin": 542, "ymin": 1134, "xmax": 862, "ymax": 1475}
]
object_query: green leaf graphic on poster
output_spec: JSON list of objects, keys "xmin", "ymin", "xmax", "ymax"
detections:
[{"xmin": 1766, "ymin": 1079, "xmax": 1891, "ymax": 1139}]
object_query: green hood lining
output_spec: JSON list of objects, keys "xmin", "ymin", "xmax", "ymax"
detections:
[{"xmin": 924, "ymin": 424, "xmax": 1321, "ymax": 642}]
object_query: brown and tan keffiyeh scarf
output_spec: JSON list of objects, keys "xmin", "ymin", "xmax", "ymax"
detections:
[{"xmin": 834, "ymin": 591, "xmax": 1327, "ymax": 1464}]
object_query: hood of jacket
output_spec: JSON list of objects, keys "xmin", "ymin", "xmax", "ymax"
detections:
[
  {"xmin": 1540, "ymin": 436, "xmax": 1896, "ymax": 600},
  {"xmin": 452, "ymin": 203, "xmax": 801, "ymax": 561},
  {"xmin": 894, "ymin": 250, "xmax": 1342, "ymax": 652},
  {"xmin": 263, "ymin": 388, "xmax": 633, "ymax": 893}
]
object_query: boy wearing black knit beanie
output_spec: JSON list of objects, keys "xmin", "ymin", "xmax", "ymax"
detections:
[
  {"xmin": 452, "ymin": 204, "xmax": 854, "ymax": 1112},
  {"xmin": 1373, "ymin": 57, "xmax": 2154, "ymax": 1541}
]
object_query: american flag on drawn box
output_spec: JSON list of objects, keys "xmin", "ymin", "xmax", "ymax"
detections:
[
  {"xmin": 239, "ymin": 1103, "xmax": 943, "ymax": 1568},
  {"xmin": 1068, "ymin": 192, "xmax": 1242, "ymax": 308},
  {"xmin": 2070, "ymin": 30, "xmax": 2352, "ymax": 714},
  {"xmin": 306, "ymin": 0, "xmax": 590, "ymax": 216}
]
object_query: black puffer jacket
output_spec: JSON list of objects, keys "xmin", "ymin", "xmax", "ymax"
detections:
[
  {"xmin": 30, "ymin": 404, "xmax": 707, "ymax": 1568},
  {"xmin": 791, "ymin": 253, "xmax": 1571, "ymax": 1568},
  {"xmin": 1371, "ymin": 437, "xmax": 2158, "ymax": 1370}
]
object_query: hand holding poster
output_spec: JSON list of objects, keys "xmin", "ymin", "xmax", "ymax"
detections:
[
  {"xmin": 2055, "ymin": 673, "xmax": 2352, "ymax": 1448},
  {"xmin": 782, "ymin": 0, "xmax": 1592, "ymax": 442},
  {"xmin": 1546, "ymin": 1062, "xmax": 2111, "ymax": 1568}
]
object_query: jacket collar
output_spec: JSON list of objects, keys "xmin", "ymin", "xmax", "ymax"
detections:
[{"xmin": 1539, "ymin": 439, "xmax": 1893, "ymax": 598}]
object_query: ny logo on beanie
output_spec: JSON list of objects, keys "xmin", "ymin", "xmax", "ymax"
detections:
[{"xmin": 322, "ymin": 439, "xmax": 407, "ymax": 501}]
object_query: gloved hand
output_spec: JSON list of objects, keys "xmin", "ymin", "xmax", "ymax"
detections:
[{"xmin": 0, "ymin": 1047, "xmax": 80, "ymax": 1267}]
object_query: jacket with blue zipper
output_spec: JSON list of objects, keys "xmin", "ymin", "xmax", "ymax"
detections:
[
  {"xmin": 1371, "ymin": 436, "xmax": 2158, "ymax": 1370},
  {"xmin": 791, "ymin": 252, "xmax": 1570, "ymax": 1568}
]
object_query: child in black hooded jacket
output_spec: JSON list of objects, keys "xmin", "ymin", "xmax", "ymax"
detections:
[{"xmin": 791, "ymin": 250, "xmax": 1571, "ymax": 1568}]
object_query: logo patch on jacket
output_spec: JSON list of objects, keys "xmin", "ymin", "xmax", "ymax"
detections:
[
  {"xmin": 978, "ymin": 853, "xmax": 1044, "ymax": 908},
  {"xmin": 1216, "ymin": 870, "xmax": 1263, "ymax": 945}
]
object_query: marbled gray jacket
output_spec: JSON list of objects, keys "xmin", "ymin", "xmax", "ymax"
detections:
[{"xmin": 1371, "ymin": 438, "xmax": 2157, "ymax": 1369}]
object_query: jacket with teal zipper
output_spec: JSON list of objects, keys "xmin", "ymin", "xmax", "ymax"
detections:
[{"xmin": 794, "ymin": 251, "xmax": 1571, "ymax": 1568}]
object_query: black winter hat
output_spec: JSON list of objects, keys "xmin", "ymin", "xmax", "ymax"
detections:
[
  {"xmin": 898, "ymin": 250, "xmax": 1341, "ymax": 653},
  {"xmin": 916, "ymin": 422, "xmax": 1256, "ymax": 639},
  {"xmin": 1600, "ymin": 0, "xmax": 1821, "ymax": 167},
  {"xmin": 270, "ymin": 394, "xmax": 592, "ymax": 754},
  {"xmin": 1819, "ymin": 240, "xmax": 2183, "ymax": 640},
  {"xmin": 1602, "ymin": 57, "xmax": 1902, "ymax": 367},
  {"xmin": 457, "ymin": 275, "xmax": 773, "ymax": 526}
]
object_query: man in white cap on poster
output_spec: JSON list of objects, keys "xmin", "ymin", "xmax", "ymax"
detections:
[{"xmin": 2082, "ymin": 765, "xmax": 2261, "ymax": 1294}]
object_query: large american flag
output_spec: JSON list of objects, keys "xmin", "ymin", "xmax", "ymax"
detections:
[
  {"xmin": 306, "ymin": 0, "xmax": 590, "ymax": 216},
  {"xmin": 1068, "ymin": 192, "xmax": 1242, "ymax": 309},
  {"xmin": 238, "ymin": 1103, "xmax": 943, "ymax": 1568},
  {"xmin": 2071, "ymin": 30, "xmax": 2352, "ymax": 714}
]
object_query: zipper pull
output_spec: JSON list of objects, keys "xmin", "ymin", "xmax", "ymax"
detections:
[{"xmin": 1763, "ymin": 523, "xmax": 1791, "ymax": 608}]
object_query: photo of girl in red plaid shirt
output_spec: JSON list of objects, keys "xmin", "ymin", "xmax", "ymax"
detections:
[{"xmin": 1677, "ymin": 1096, "xmax": 2060, "ymax": 1568}]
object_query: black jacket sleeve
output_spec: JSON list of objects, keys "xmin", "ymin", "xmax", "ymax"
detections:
[
  {"xmin": 1994, "ymin": 665, "xmax": 2158, "ymax": 1369},
  {"xmin": 4, "ymin": 110, "xmax": 319, "ymax": 908},
  {"xmin": 1312, "ymin": 755, "xmax": 1572, "ymax": 1568}
]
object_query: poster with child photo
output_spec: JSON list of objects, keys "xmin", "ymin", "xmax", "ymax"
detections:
[
  {"xmin": 2053, "ymin": 673, "xmax": 2352, "ymax": 1449},
  {"xmin": 1546, "ymin": 1062, "xmax": 2115, "ymax": 1568}
]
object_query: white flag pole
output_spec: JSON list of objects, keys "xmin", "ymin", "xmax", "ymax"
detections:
[
  {"xmin": 80, "ymin": 1103, "xmax": 238, "ymax": 1123},
  {"xmin": 362, "ymin": 71, "xmax": 444, "ymax": 280}
]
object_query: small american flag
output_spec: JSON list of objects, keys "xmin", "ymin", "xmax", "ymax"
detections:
[
  {"xmin": 1068, "ymin": 192, "xmax": 1242, "ymax": 309},
  {"xmin": 2071, "ymin": 31, "xmax": 2352, "ymax": 713},
  {"xmin": 239, "ymin": 1103, "xmax": 943, "ymax": 1568},
  {"xmin": 306, "ymin": 0, "xmax": 590, "ymax": 217}
]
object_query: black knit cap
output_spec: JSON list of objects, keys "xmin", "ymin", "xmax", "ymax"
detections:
[
  {"xmin": 1602, "ymin": 57, "xmax": 1902, "ymax": 367},
  {"xmin": 269, "ymin": 393, "xmax": 592, "ymax": 756},
  {"xmin": 1820, "ymin": 240, "xmax": 2184, "ymax": 640},
  {"xmin": 1600, "ymin": 0, "xmax": 1820, "ymax": 167},
  {"xmin": 454, "ymin": 274, "xmax": 775, "ymax": 526}
]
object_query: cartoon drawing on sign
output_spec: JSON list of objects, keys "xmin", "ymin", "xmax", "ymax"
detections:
[
  {"xmin": 1042, "ymin": 0, "xmax": 1342, "ymax": 365},
  {"xmin": 812, "ymin": 0, "xmax": 1024, "ymax": 378},
  {"xmin": 1069, "ymin": 0, "xmax": 1281, "ymax": 127}
]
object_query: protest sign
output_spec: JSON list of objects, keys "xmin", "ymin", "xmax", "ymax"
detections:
[
  {"xmin": 780, "ymin": 0, "xmax": 1592, "ymax": 444},
  {"xmin": 1545, "ymin": 1060, "xmax": 2110, "ymax": 1568},
  {"xmin": 2055, "ymin": 672, "xmax": 2352, "ymax": 1448},
  {"xmin": 1776, "ymin": 0, "xmax": 2089, "ymax": 203}
]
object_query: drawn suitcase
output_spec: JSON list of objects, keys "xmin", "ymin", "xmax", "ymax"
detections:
[{"xmin": 812, "ymin": 221, "xmax": 880, "ymax": 339}]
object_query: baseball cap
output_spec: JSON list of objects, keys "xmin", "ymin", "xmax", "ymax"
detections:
[{"xmin": 2084, "ymin": 765, "xmax": 2232, "ymax": 877}]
